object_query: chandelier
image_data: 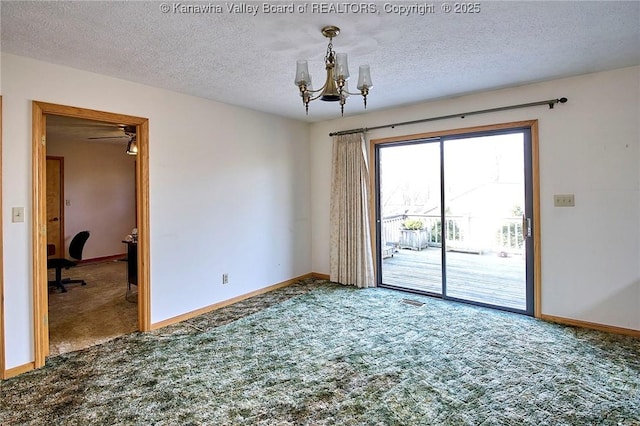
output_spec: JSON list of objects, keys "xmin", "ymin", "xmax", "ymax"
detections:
[{"xmin": 294, "ymin": 26, "xmax": 372, "ymax": 116}]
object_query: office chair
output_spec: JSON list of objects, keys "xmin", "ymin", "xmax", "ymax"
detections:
[{"xmin": 47, "ymin": 230, "xmax": 90, "ymax": 293}]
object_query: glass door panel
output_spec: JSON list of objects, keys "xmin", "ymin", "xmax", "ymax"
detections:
[
  {"xmin": 442, "ymin": 133, "xmax": 527, "ymax": 310},
  {"xmin": 378, "ymin": 141, "xmax": 442, "ymax": 294}
]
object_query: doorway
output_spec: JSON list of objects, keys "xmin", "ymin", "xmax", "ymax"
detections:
[
  {"xmin": 45, "ymin": 116, "xmax": 139, "ymax": 355},
  {"xmin": 374, "ymin": 122, "xmax": 539, "ymax": 315},
  {"xmin": 32, "ymin": 102, "xmax": 151, "ymax": 368}
]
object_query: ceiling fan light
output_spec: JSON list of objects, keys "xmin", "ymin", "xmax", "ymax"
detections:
[{"xmin": 126, "ymin": 137, "xmax": 138, "ymax": 155}]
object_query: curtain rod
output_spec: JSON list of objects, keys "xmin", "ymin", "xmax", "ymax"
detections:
[{"xmin": 328, "ymin": 97, "xmax": 568, "ymax": 137}]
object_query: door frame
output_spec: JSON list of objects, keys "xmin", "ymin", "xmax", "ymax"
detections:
[
  {"xmin": 0, "ymin": 96, "xmax": 5, "ymax": 378},
  {"xmin": 370, "ymin": 120, "xmax": 542, "ymax": 318},
  {"xmin": 45, "ymin": 156, "xmax": 65, "ymax": 259},
  {"xmin": 32, "ymin": 101, "xmax": 151, "ymax": 368}
]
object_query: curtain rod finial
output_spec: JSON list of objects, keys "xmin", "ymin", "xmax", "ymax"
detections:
[{"xmin": 549, "ymin": 98, "xmax": 568, "ymax": 109}]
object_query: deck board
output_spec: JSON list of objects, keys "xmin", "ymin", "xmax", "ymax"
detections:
[{"xmin": 381, "ymin": 247, "xmax": 526, "ymax": 310}]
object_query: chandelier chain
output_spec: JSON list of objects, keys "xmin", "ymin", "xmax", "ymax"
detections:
[{"xmin": 325, "ymin": 39, "xmax": 334, "ymax": 62}]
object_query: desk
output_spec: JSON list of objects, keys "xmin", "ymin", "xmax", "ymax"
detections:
[{"xmin": 122, "ymin": 241, "xmax": 137, "ymax": 297}]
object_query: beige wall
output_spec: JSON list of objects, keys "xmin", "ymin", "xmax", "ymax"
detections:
[
  {"xmin": 311, "ymin": 66, "xmax": 640, "ymax": 331},
  {"xmin": 46, "ymin": 138, "xmax": 136, "ymax": 259}
]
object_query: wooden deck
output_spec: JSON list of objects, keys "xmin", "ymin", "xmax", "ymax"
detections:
[{"xmin": 381, "ymin": 246, "xmax": 526, "ymax": 311}]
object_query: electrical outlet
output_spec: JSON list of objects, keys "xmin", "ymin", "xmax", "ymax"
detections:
[
  {"xmin": 554, "ymin": 194, "xmax": 575, "ymax": 207},
  {"xmin": 222, "ymin": 273, "xmax": 229, "ymax": 284}
]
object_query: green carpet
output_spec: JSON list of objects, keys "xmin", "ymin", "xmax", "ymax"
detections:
[{"xmin": 2, "ymin": 279, "xmax": 638, "ymax": 425}]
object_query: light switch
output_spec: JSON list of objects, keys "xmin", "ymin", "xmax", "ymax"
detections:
[
  {"xmin": 65, "ymin": 199, "xmax": 71, "ymax": 207},
  {"xmin": 12, "ymin": 207, "xmax": 25, "ymax": 223},
  {"xmin": 554, "ymin": 194, "xmax": 575, "ymax": 207}
]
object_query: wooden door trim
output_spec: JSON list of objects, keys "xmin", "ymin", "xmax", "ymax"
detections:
[
  {"xmin": 0, "ymin": 96, "xmax": 5, "ymax": 378},
  {"xmin": 369, "ymin": 120, "xmax": 541, "ymax": 318},
  {"xmin": 32, "ymin": 101, "xmax": 151, "ymax": 369},
  {"xmin": 530, "ymin": 121, "xmax": 542, "ymax": 318},
  {"xmin": 46, "ymin": 156, "xmax": 65, "ymax": 259}
]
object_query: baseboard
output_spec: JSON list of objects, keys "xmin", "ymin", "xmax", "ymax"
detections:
[
  {"xmin": 540, "ymin": 314, "xmax": 640, "ymax": 338},
  {"xmin": 3, "ymin": 273, "xmax": 325, "ymax": 379},
  {"xmin": 311, "ymin": 272, "xmax": 330, "ymax": 280},
  {"xmin": 3, "ymin": 361, "xmax": 35, "ymax": 379},
  {"xmin": 308, "ymin": 273, "xmax": 638, "ymax": 338},
  {"xmin": 150, "ymin": 273, "xmax": 316, "ymax": 330},
  {"xmin": 78, "ymin": 253, "xmax": 126, "ymax": 264}
]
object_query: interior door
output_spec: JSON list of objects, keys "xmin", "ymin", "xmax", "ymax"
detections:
[{"xmin": 46, "ymin": 156, "xmax": 64, "ymax": 258}]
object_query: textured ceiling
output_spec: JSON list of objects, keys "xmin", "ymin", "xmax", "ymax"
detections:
[
  {"xmin": 46, "ymin": 115, "xmax": 131, "ymax": 145},
  {"xmin": 2, "ymin": 1, "xmax": 639, "ymax": 122}
]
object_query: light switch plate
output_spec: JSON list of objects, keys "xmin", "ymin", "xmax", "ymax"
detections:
[
  {"xmin": 12, "ymin": 207, "xmax": 25, "ymax": 222},
  {"xmin": 554, "ymin": 194, "xmax": 575, "ymax": 207}
]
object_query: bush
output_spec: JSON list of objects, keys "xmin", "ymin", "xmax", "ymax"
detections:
[{"xmin": 402, "ymin": 219, "xmax": 424, "ymax": 230}]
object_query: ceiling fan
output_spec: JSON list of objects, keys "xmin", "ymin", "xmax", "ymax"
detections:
[
  {"xmin": 45, "ymin": 116, "xmax": 139, "ymax": 155},
  {"xmin": 87, "ymin": 124, "xmax": 138, "ymax": 155},
  {"xmin": 87, "ymin": 124, "xmax": 136, "ymax": 140}
]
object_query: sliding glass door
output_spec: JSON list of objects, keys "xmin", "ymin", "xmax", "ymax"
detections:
[
  {"xmin": 377, "ymin": 140, "xmax": 442, "ymax": 295},
  {"xmin": 375, "ymin": 126, "xmax": 534, "ymax": 315},
  {"xmin": 442, "ymin": 132, "xmax": 530, "ymax": 311}
]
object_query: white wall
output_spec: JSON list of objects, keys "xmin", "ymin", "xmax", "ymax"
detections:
[
  {"xmin": 46, "ymin": 139, "xmax": 136, "ymax": 259},
  {"xmin": 2, "ymin": 54, "xmax": 637, "ymax": 371},
  {"xmin": 1, "ymin": 53, "xmax": 311, "ymax": 369},
  {"xmin": 310, "ymin": 66, "xmax": 640, "ymax": 331}
]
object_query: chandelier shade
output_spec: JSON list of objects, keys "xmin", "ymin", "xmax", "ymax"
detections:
[
  {"xmin": 295, "ymin": 26, "xmax": 372, "ymax": 116},
  {"xmin": 334, "ymin": 53, "xmax": 350, "ymax": 81},
  {"xmin": 294, "ymin": 60, "xmax": 310, "ymax": 86},
  {"xmin": 357, "ymin": 65, "xmax": 372, "ymax": 90}
]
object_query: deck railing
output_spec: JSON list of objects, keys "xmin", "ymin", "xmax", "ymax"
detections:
[{"xmin": 381, "ymin": 214, "xmax": 524, "ymax": 254}]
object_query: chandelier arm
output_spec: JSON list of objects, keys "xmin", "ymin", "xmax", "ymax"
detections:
[
  {"xmin": 302, "ymin": 81, "xmax": 332, "ymax": 101},
  {"xmin": 308, "ymin": 92, "xmax": 326, "ymax": 102},
  {"xmin": 342, "ymin": 90, "xmax": 365, "ymax": 97},
  {"xmin": 305, "ymin": 84, "xmax": 329, "ymax": 94}
]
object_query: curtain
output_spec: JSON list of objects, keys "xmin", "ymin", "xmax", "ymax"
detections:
[{"xmin": 329, "ymin": 132, "xmax": 375, "ymax": 288}]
